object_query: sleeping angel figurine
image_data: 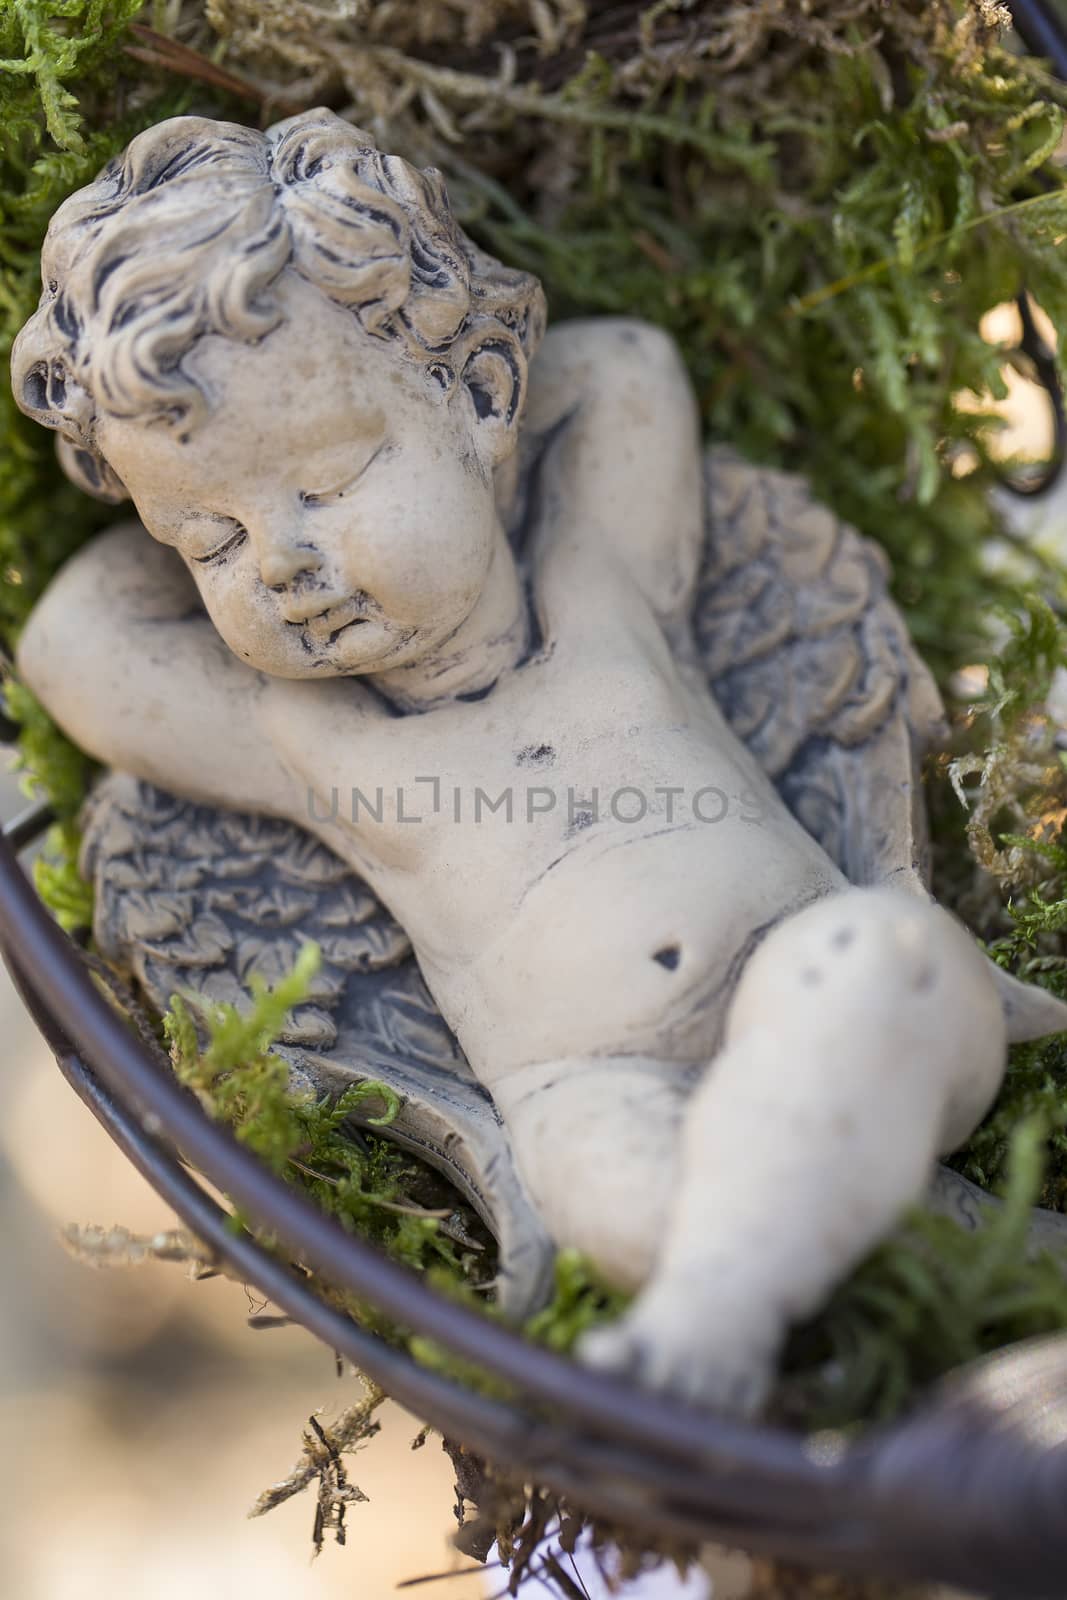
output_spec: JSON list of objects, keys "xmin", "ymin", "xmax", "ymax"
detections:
[{"xmin": 12, "ymin": 109, "xmax": 1067, "ymax": 1414}]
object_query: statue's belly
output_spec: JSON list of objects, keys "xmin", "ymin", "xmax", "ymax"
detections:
[{"xmin": 421, "ymin": 807, "xmax": 844, "ymax": 1083}]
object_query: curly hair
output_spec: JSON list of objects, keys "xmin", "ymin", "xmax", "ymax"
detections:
[{"xmin": 11, "ymin": 108, "xmax": 546, "ymax": 501}]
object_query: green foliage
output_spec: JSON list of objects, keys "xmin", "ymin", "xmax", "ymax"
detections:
[
  {"xmin": 945, "ymin": 596, "xmax": 1067, "ymax": 874},
  {"xmin": 1, "ymin": 127, "xmax": 130, "ymax": 644},
  {"xmin": 4, "ymin": 677, "xmax": 93, "ymax": 928},
  {"xmin": 524, "ymin": 1248, "xmax": 630, "ymax": 1354},
  {"xmin": 1, "ymin": 3, "xmax": 156, "ymax": 641},
  {"xmin": 0, "ymin": 1, "xmax": 186, "ymax": 920},
  {"xmin": 29, "ymin": 843, "xmax": 93, "ymax": 931},
  {"xmin": 5, "ymin": 675, "xmax": 87, "ymax": 816},
  {"xmin": 956, "ymin": 1031, "xmax": 1067, "ymax": 1210},
  {"xmin": 165, "ymin": 944, "xmax": 479, "ymax": 1290},
  {"xmin": 0, "ymin": 1, "xmax": 144, "ymax": 152},
  {"xmin": 788, "ymin": 1118, "xmax": 1067, "ymax": 1427},
  {"xmin": 453, "ymin": 30, "xmax": 1067, "ymax": 673},
  {"xmin": 406, "ymin": 1250, "xmax": 632, "ymax": 1401},
  {"xmin": 932, "ymin": 599, "xmax": 1067, "ymax": 1206}
]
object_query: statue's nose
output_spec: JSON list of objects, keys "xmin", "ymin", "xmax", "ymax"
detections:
[{"xmin": 258, "ymin": 536, "xmax": 324, "ymax": 591}]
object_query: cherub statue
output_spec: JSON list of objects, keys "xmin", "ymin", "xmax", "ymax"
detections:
[{"xmin": 12, "ymin": 109, "xmax": 1067, "ymax": 1414}]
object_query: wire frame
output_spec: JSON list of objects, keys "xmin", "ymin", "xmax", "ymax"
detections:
[{"xmin": 6, "ymin": 816, "xmax": 1067, "ymax": 1595}]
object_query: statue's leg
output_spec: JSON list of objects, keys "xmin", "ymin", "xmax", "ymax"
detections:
[
  {"xmin": 489, "ymin": 1056, "xmax": 693, "ymax": 1292},
  {"xmin": 579, "ymin": 886, "xmax": 1008, "ymax": 1413}
]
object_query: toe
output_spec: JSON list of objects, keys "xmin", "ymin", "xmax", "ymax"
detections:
[
  {"xmin": 578, "ymin": 1306, "xmax": 775, "ymax": 1416},
  {"xmin": 578, "ymin": 1321, "xmax": 649, "ymax": 1381}
]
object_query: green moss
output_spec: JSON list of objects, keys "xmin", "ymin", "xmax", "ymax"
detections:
[
  {"xmin": 454, "ymin": 26, "xmax": 1067, "ymax": 677},
  {"xmin": 786, "ymin": 1117, "xmax": 1067, "ymax": 1428},
  {"xmin": 928, "ymin": 597, "xmax": 1067, "ymax": 1207},
  {"xmin": 163, "ymin": 946, "xmax": 634, "ymax": 1379},
  {"xmin": 165, "ymin": 944, "xmax": 486, "ymax": 1312},
  {"xmin": 4, "ymin": 678, "xmax": 93, "ymax": 928},
  {"xmin": 0, "ymin": 4, "xmax": 192, "ymax": 920},
  {"xmin": 0, "ymin": 4, "xmax": 164, "ymax": 641}
]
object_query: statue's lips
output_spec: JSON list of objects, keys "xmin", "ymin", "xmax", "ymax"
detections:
[{"xmin": 302, "ymin": 594, "xmax": 377, "ymax": 643}]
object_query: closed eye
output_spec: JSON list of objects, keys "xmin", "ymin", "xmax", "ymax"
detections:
[
  {"xmin": 189, "ymin": 518, "xmax": 248, "ymax": 564},
  {"xmin": 300, "ymin": 439, "xmax": 388, "ymax": 507}
]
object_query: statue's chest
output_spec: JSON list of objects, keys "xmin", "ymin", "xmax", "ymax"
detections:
[
  {"xmin": 377, "ymin": 633, "xmax": 792, "ymax": 937},
  {"xmin": 410, "ymin": 636, "xmax": 712, "ymax": 830}
]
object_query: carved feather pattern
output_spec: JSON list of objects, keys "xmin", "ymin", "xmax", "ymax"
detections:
[
  {"xmin": 79, "ymin": 771, "xmax": 558, "ymax": 1316},
  {"xmin": 81, "ymin": 773, "xmax": 414, "ymax": 1050},
  {"xmin": 694, "ymin": 446, "xmax": 946, "ymax": 888}
]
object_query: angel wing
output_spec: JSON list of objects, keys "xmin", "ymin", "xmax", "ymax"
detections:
[
  {"xmin": 694, "ymin": 446, "xmax": 1067, "ymax": 1045},
  {"xmin": 79, "ymin": 772, "xmax": 556, "ymax": 1317},
  {"xmin": 694, "ymin": 446, "xmax": 946, "ymax": 893}
]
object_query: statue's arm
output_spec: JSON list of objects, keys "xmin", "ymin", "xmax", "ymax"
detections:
[
  {"xmin": 16, "ymin": 523, "xmax": 326, "ymax": 821},
  {"xmin": 522, "ymin": 319, "xmax": 704, "ymax": 619}
]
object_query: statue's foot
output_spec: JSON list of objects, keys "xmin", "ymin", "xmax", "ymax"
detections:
[{"xmin": 578, "ymin": 1280, "xmax": 776, "ymax": 1415}]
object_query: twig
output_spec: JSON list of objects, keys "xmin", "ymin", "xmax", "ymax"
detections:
[
  {"xmin": 249, "ymin": 1382, "xmax": 385, "ymax": 1521},
  {"xmin": 124, "ymin": 24, "xmax": 297, "ymax": 109},
  {"xmin": 397, "ymin": 1563, "xmax": 503, "ymax": 1588}
]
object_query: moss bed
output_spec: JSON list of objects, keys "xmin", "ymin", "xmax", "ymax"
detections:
[{"xmin": 10, "ymin": 0, "xmax": 1067, "ymax": 1579}]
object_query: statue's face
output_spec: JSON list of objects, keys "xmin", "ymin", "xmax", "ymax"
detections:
[{"xmin": 94, "ymin": 276, "xmax": 510, "ymax": 679}]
